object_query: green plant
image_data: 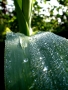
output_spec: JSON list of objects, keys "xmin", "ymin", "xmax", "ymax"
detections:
[{"xmin": 4, "ymin": 0, "xmax": 68, "ymax": 90}]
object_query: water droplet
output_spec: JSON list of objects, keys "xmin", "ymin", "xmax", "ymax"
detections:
[
  {"xmin": 61, "ymin": 61, "xmax": 63, "ymax": 63},
  {"xmin": 54, "ymin": 45, "xmax": 55, "ymax": 48},
  {"xmin": 9, "ymin": 61, "xmax": 11, "ymax": 63},
  {"xmin": 23, "ymin": 59, "xmax": 28, "ymax": 63},
  {"xmin": 65, "ymin": 55, "xmax": 68, "ymax": 57},
  {"xmin": 40, "ymin": 57, "xmax": 42, "ymax": 60},
  {"xmin": 44, "ymin": 43, "xmax": 47, "ymax": 45},
  {"xmin": 42, "ymin": 61, "xmax": 45, "ymax": 65},
  {"xmin": 60, "ymin": 56, "xmax": 63, "ymax": 59},
  {"xmin": 32, "ymin": 70, "xmax": 34, "ymax": 72},
  {"xmin": 57, "ymin": 53, "xmax": 59, "ymax": 55},
  {"xmin": 43, "ymin": 66, "xmax": 48, "ymax": 71},
  {"xmin": 51, "ymin": 53, "xmax": 53, "ymax": 56},
  {"xmin": 34, "ymin": 79, "xmax": 37, "ymax": 82},
  {"xmin": 9, "ymin": 81, "xmax": 11, "ymax": 83}
]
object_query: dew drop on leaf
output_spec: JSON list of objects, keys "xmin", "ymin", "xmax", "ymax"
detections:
[
  {"xmin": 23, "ymin": 59, "xmax": 28, "ymax": 63},
  {"xmin": 43, "ymin": 66, "xmax": 48, "ymax": 71},
  {"xmin": 40, "ymin": 57, "xmax": 43, "ymax": 60}
]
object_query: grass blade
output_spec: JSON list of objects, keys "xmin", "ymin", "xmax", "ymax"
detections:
[{"xmin": 14, "ymin": 0, "xmax": 29, "ymax": 35}]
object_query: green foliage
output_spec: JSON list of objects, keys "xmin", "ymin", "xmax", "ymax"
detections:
[
  {"xmin": 14, "ymin": 0, "xmax": 29, "ymax": 35},
  {"xmin": 31, "ymin": 0, "xmax": 68, "ymax": 38},
  {"xmin": 58, "ymin": 0, "xmax": 68, "ymax": 6},
  {"xmin": 0, "ymin": 0, "xmax": 68, "ymax": 38},
  {"xmin": 4, "ymin": 31, "xmax": 68, "ymax": 90},
  {"xmin": 14, "ymin": 0, "xmax": 34, "ymax": 35}
]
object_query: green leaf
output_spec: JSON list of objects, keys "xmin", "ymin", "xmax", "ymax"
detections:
[
  {"xmin": 16, "ymin": 0, "xmax": 22, "ymax": 10},
  {"xmin": 14, "ymin": 0, "xmax": 33, "ymax": 36},
  {"xmin": 14, "ymin": 0, "xmax": 30, "ymax": 35},
  {"xmin": 4, "ymin": 32, "xmax": 68, "ymax": 90}
]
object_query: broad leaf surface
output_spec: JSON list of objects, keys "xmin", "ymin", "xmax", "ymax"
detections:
[{"xmin": 4, "ymin": 32, "xmax": 68, "ymax": 90}]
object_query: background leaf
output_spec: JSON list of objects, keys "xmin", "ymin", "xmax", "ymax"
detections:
[{"xmin": 14, "ymin": 0, "xmax": 29, "ymax": 35}]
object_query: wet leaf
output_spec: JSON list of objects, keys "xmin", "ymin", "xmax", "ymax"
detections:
[{"xmin": 4, "ymin": 31, "xmax": 68, "ymax": 90}]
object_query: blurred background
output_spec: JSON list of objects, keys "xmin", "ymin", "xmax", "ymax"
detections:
[{"xmin": 0, "ymin": 0, "xmax": 68, "ymax": 42}]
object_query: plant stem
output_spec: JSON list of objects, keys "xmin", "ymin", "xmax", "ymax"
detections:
[
  {"xmin": 14, "ymin": 0, "xmax": 33, "ymax": 36},
  {"xmin": 22, "ymin": 0, "xmax": 33, "ymax": 36}
]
